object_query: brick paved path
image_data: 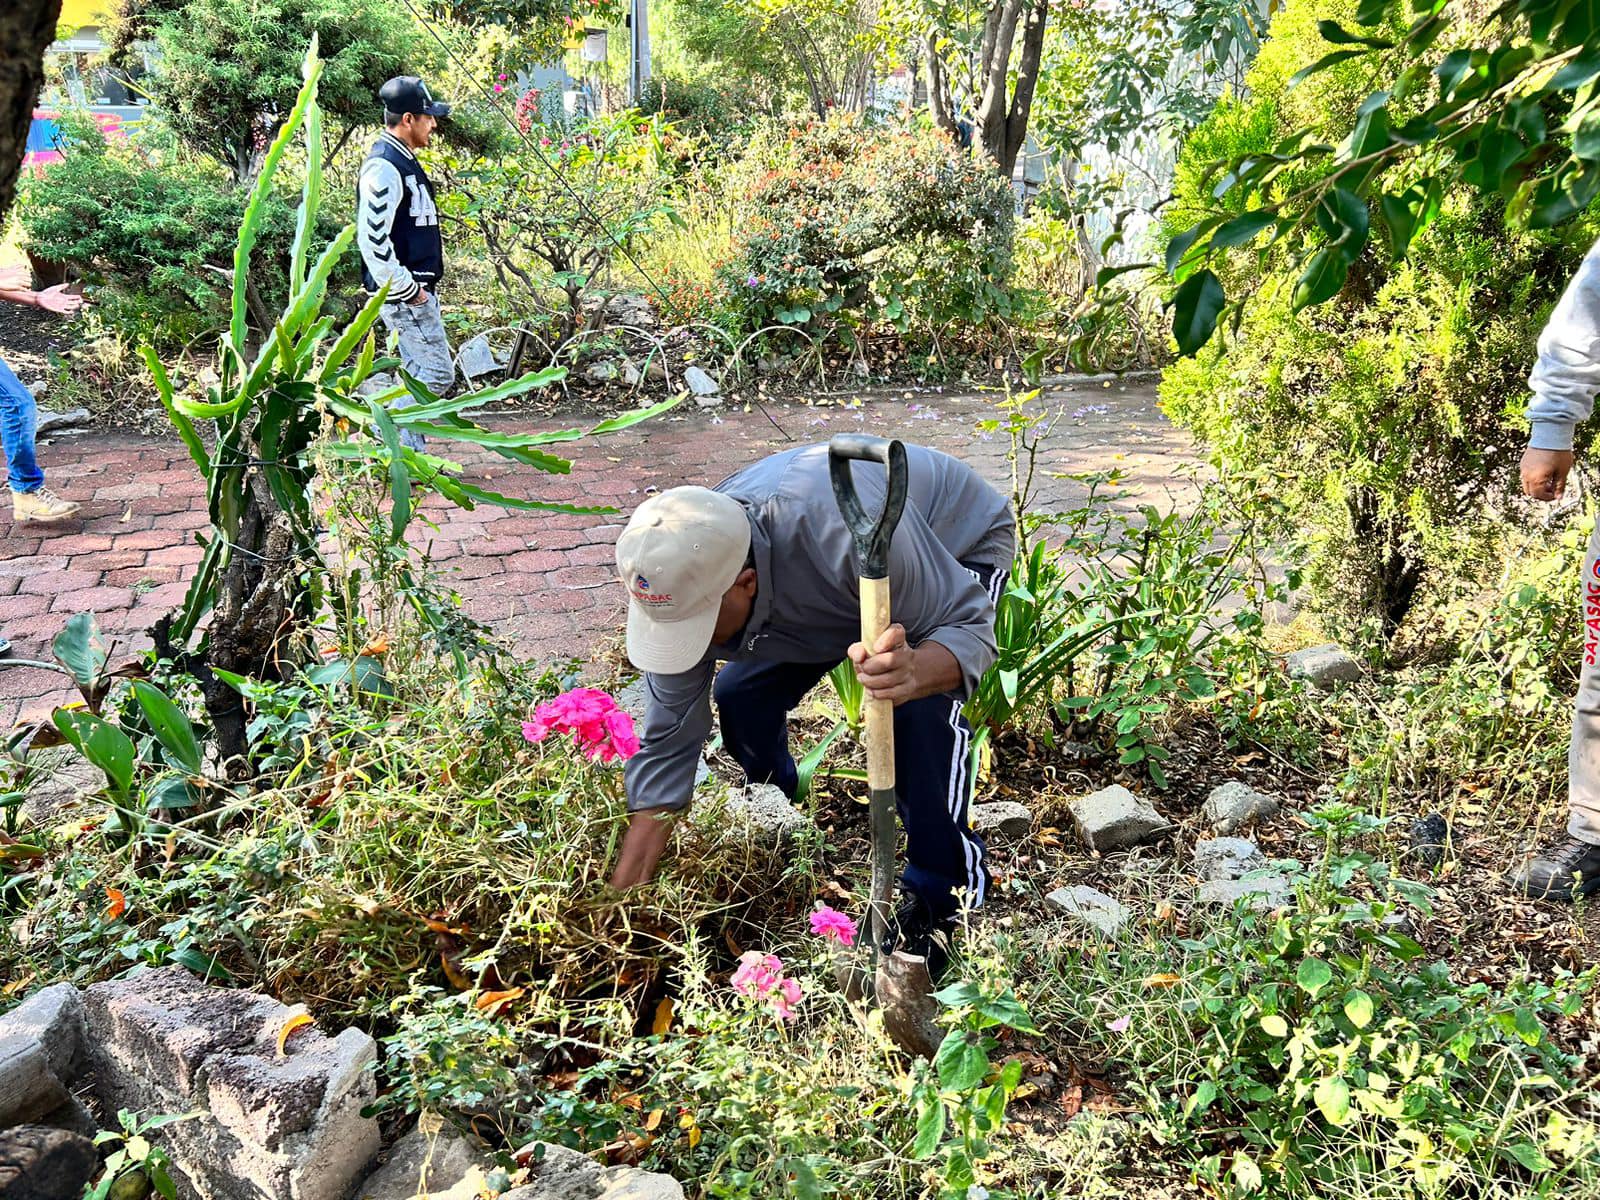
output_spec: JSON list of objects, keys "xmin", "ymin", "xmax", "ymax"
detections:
[{"xmin": 0, "ymin": 378, "xmax": 1195, "ymax": 726}]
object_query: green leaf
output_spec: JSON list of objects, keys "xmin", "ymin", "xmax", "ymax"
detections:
[
  {"xmin": 1292, "ymin": 246, "xmax": 1353, "ymax": 311},
  {"xmin": 975, "ymin": 991, "xmax": 1039, "ymax": 1034},
  {"xmin": 145, "ymin": 774, "xmax": 205, "ymax": 812},
  {"xmin": 165, "ymin": 946, "xmax": 233, "ymax": 981},
  {"xmin": 142, "ymin": 347, "xmax": 208, "ymax": 478},
  {"xmin": 1343, "ymin": 989, "xmax": 1375, "ymax": 1029},
  {"xmin": 1212, "ymin": 211, "xmax": 1277, "ymax": 249},
  {"xmin": 1314, "ymin": 188, "xmax": 1370, "ymax": 247},
  {"xmin": 53, "ymin": 710, "xmax": 137, "ymax": 799},
  {"xmin": 1169, "ymin": 269, "xmax": 1226, "ymax": 356},
  {"xmin": 912, "ymin": 1094, "xmax": 946, "ymax": 1159},
  {"xmin": 934, "ymin": 1030, "xmax": 990, "ymax": 1091},
  {"xmin": 1502, "ymin": 1141, "xmax": 1552, "ymax": 1172},
  {"xmin": 1296, "ymin": 957, "xmax": 1333, "ymax": 997},
  {"xmin": 1313, "ymin": 1075, "xmax": 1352, "ymax": 1125},
  {"xmin": 52, "ymin": 613, "xmax": 107, "ymax": 692},
  {"xmin": 1290, "ymin": 48, "xmax": 1369, "ymax": 87},
  {"xmin": 1186, "ymin": 1079, "xmax": 1219, "ymax": 1117},
  {"xmin": 130, "ymin": 682, "xmax": 203, "ymax": 776},
  {"xmin": 1259, "ymin": 1013, "xmax": 1290, "ymax": 1038},
  {"xmin": 1317, "ymin": 19, "xmax": 1393, "ymax": 47},
  {"xmin": 1232, "ymin": 1152, "xmax": 1263, "ymax": 1192},
  {"xmin": 795, "ymin": 720, "xmax": 847, "ymax": 805}
]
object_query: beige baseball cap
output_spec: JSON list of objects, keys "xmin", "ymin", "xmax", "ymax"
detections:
[{"xmin": 616, "ymin": 487, "xmax": 751, "ymax": 674}]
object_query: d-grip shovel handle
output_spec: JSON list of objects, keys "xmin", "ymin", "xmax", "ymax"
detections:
[
  {"xmin": 828, "ymin": 435, "xmax": 908, "ymax": 957},
  {"xmin": 828, "ymin": 434, "xmax": 909, "ymax": 580}
]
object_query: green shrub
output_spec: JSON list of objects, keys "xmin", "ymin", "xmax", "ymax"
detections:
[
  {"xmin": 715, "ymin": 115, "xmax": 1016, "ymax": 343},
  {"xmin": 17, "ymin": 117, "xmax": 315, "ymax": 347},
  {"xmin": 1160, "ymin": 0, "xmax": 1600, "ymax": 644},
  {"xmin": 1016, "ymin": 806, "xmax": 1600, "ymax": 1199}
]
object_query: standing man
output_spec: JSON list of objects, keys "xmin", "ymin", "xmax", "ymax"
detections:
[
  {"xmin": 1513, "ymin": 237, "xmax": 1600, "ymax": 900},
  {"xmin": 0, "ymin": 264, "xmax": 84, "ymax": 654},
  {"xmin": 357, "ymin": 76, "xmax": 454, "ymax": 445},
  {"xmin": 607, "ymin": 442, "xmax": 1014, "ymax": 977}
]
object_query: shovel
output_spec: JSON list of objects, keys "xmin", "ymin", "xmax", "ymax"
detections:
[{"xmin": 827, "ymin": 434, "xmax": 944, "ymax": 1058}]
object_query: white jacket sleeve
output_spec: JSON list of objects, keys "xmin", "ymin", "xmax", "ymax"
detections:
[
  {"xmin": 1528, "ymin": 237, "xmax": 1600, "ymax": 451},
  {"xmin": 356, "ymin": 158, "xmax": 420, "ymax": 303}
]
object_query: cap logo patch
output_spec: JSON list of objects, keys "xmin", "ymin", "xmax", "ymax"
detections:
[{"xmin": 633, "ymin": 574, "xmax": 672, "ymax": 606}]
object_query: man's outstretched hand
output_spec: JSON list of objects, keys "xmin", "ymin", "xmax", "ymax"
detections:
[
  {"xmin": 1521, "ymin": 447, "xmax": 1576, "ymax": 502},
  {"xmin": 848, "ymin": 623, "xmax": 960, "ymax": 705}
]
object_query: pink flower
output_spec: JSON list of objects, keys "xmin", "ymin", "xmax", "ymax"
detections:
[
  {"xmin": 522, "ymin": 688, "xmax": 639, "ymax": 764},
  {"xmin": 1107, "ymin": 1015, "xmax": 1131, "ymax": 1033},
  {"xmin": 809, "ymin": 904, "xmax": 858, "ymax": 947},
  {"xmin": 731, "ymin": 951, "xmax": 784, "ymax": 1000},
  {"xmin": 493, "ymin": 84, "xmax": 505, "ymax": 93},
  {"xmin": 771, "ymin": 976, "xmax": 803, "ymax": 1022}
]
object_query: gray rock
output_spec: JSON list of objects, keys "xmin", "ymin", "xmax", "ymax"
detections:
[
  {"xmin": 584, "ymin": 361, "xmax": 619, "ymax": 384},
  {"xmin": 1286, "ymin": 644, "xmax": 1362, "ymax": 689},
  {"xmin": 598, "ymin": 1168, "xmax": 684, "ymax": 1199},
  {"xmin": 1409, "ymin": 813, "xmax": 1451, "ymax": 868},
  {"xmin": 621, "ymin": 361, "xmax": 642, "ymax": 388},
  {"xmin": 0, "ymin": 985, "xmax": 86, "ymax": 1083},
  {"xmin": 683, "ymin": 365, "xmax": 719, "ymax": 398},
  {"xmin": 0, "ymin": 1124, "xmax": 98, "ymax": 1200},
  {"xmin": 1196, "ymin": 873, "xmax": 1293, "ymax": 912},
  {"xmin": 722, "ymin": 783, "xmax": 810, "ymax": 841},
  {"xmin": 1068, "ymin": 785, "xmax": 1171, "ymax": 852},
  {"xmin": 26, "ymin": 380, "xmax": 48, "ymax": 400},
  {"xmin": 35, "ymin": 409, "xmax": 90, "ymax": 435},
  {"xmin": 354, "ymin": 1117, "xmax": 491, "ymax": 1200},
  {"xmin": 1192, "ymin": 837, "xmax": 1267, "ymax": 882},
  {"xmin": 85, "ymin": 967, "xmax": 380, "ymax": 1200},
  {"xmin": 506, "ymin": 1141, "xmax": 603, "ymax": 1200},
  {"xmin": 1202, "ymin": 782, "xmax": 1279, "ymax": 834},
  {"xmin": 1044, "ymin": 885, "xmax": 1128, "ymax": 938},
  {"xmin": 455, "ymin": 334, "xmax": 504, "ymax": 381},
  {"xmin": 969, "ymin": 801, "xmax": 1031, "ymax": 840},
  {"xmin": 0, "ymin": 1035, "xmax": 70, "ymax": 1127}
]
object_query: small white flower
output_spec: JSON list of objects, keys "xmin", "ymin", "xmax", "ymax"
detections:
[{"xmin": 967, "ymin": 1188, "xmax": 990, "ymax": 1200}]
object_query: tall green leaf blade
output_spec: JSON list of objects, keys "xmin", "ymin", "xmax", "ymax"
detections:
[
  {"xmin": 142, "ymin": 347, "xmax": 209, "ymax": 477},
  {"xmin": 289, "ymin": 45, "xmax": 323, "ymax": 296},
  {"xmin": 586, "ymin": 393, "xmax": 686, "ymax": 434},
  {"xmin": 367, "ymin": 399, "xmax": 412, "ymax": 541},
  {"xmin": 232, "ymin": 48, "xmax": 324, "ymax": 355},
  {"xmin": 394, "ymin": 367, "xmax": 568, "ymax": 422},
  {"xmin": 318, "ymin": 288, "xmax": 390, "ymax": 383},
  {"xmin": 451, "ymin": 481, "xmax": 616, "ymax": 516},
  {"xmin": 282, "ymin": 223, "xmax": 355, "ymax": 336}
]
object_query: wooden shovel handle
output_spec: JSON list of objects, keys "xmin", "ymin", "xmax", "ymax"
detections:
[{"xmin": 859, "ymin": 575, "xmax": 895, "ymax": 791}]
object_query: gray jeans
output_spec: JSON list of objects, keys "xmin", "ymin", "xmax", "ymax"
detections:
[
  {"xmin": 379, "ymin": 291, "xmax": 456, "ymax": 397},
  {"xmin": 378, "ymin": 291, "xmax": 455, "ymax": 452},
  {"xmin": 1570, "ymin": 514, "xmax": 1600, "ymax": 843}
]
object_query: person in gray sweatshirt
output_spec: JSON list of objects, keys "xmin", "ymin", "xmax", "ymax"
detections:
[
  {"xmin": 607, "ymin": 442, "xmax": 1015, "ymax": 976},
  {"xmin": 1513, "ymin": 238, "xmax": 1600, "ymax": 900}
]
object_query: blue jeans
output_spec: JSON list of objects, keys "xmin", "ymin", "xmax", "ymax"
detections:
[{"xmin": 0, "ymin": 356, "xmax": 43, "ymax": 494}]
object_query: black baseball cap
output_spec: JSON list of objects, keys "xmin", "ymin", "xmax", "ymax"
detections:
[{"xmin": 379, "ymin": 76, "xmax": 451, "ymax": 118}]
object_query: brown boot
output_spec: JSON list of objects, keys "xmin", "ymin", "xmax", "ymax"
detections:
[
  {"xmin": 12, "ymin": 487, "xmax": 81, "ymax": 523},
  {"xmin": 1507, "ymin": 836, "xmax": 1600, "ymax": 902}
]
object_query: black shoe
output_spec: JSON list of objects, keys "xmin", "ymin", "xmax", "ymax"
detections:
[
  {"xmin": 1508, "ymin": 836, "xmax": 1600, "ymax": 902},
  {"xmin": 885, "ymin": 891, "xmax": 956, "ymax": 982}
]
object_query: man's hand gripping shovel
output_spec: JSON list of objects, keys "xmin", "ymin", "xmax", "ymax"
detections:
[{"xmin": 828, "ymin": 434, "xmax": 944, "ymax": 1058}]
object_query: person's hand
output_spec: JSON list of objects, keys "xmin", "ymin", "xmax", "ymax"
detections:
[
  {"xmin": 408, "ymin": 288, "xmax": 431, "ymax": 306},
  {"xmin": 0, "ymin": 265, "xmax": 29, "ymax": 291},
  {"xmin": 34, "ymin": 285, "xmax": 83, "ymax": 316},
  {"xmin": 848, "ymin": 623, "xmax": 919, "ymax": 704},
  {"xmin": 1521, "ymin": 447, "xmax": 1575, "ymax": 502}
]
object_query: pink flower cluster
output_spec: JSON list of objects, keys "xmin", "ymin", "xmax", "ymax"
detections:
[
  {"xmin": 808, "ymin": 904, "xmax": 858, "ymax": 947},
  {"xmin": 522, "ymin": 687, "xmax": 640, "ymax": 764},
  {"xmin": 731, "ymin": 952, "xmax": 803, "ymax": 1022}
]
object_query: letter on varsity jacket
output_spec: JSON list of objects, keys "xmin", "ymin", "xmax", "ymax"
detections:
[
  {"xmin": 1529, "ymin": 236, "xmax": 1600, "ymax": 451},
  {"xmin": 357, "ymin": 156, "xmax": 420, "ymax": 304}
]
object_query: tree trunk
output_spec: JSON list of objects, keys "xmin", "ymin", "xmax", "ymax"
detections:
[
  {"xmin": 0, "ymin": 0, "xmax": 63, "ymax": 225},
  {"xmin": 975, "ymin": 0, "xmax": 1048, "ymax": 178}
]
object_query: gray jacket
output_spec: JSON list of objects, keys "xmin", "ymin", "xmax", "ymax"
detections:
[
  {"xmin": 1529, "ymin": 236, "xmax": 1600, "ymax": 451},
  {"xmin": 623, "ymin": 443, "xmax": 1015, "ymax": 814}
]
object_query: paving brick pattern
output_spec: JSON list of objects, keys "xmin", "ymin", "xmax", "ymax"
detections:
[{"xmin": 0, "ymin": 379, "xmax": 1195, "ymax": 726}]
